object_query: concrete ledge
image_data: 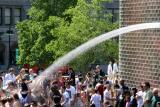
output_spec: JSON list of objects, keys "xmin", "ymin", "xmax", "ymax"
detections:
[{"xmin": 0, "ymin": 0, "xmax": 29, "ymax": 5}]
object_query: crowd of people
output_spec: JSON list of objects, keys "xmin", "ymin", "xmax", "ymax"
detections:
[{"xmin": 0, "ymin": 63, "xmax": 159, "ymax": 107}]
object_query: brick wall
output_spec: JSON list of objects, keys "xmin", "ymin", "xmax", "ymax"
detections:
[{"xmin": 119, "ymin": 0, "xmax": 160, "ymax": 88}]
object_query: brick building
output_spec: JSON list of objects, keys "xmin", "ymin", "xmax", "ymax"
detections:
[
  {"xmin": 0, "ymin": 0, "xmax": 30, "ymax": 69},
  {"xmin": 119, "ymin": 0, "xmax": 160, "ymax": 88}
]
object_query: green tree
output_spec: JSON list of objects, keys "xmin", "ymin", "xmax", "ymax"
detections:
[
  {"xmin": 17, "ymin": 0, "xmax": 77, "ymax": 66},
  {"xmin": 45, "ymin": 0, "xmax": 118, "ymax": 71},
  {"xmin": 17, "ymin": 0, "xmax": 118, "ymax": 70}
]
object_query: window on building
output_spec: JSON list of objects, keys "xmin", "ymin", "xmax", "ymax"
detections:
[
  {"xmin": 15, "ymin": 8, "xmax": 21, "ymax": 23},
  {"xmin": 5, "ymin": 8, "xmax": 11, "ymax": 25},
  {"xmin": 0, "ymin": 42, "xmax": 5, "ymax": 65},
  {"xmin": 113, "ymin": 9, "xmax": 119, "ymax": 22},
  {"xmin": 0, "ymin": 8, "xmax": 2, "ymax": 25}
]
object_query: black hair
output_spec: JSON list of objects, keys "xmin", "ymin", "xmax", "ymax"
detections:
[
  {"xmin": 131, "ymin": 87, "xmax": 137, "ymax": 92},
  {"xmin": 50, "ymin": 89, "xmax": 62, "ymax": 105},
  {"xmin": 8, "ymin": 81, "xmax": 15, "ymax": 87},
  {"xmin": 77, "ymin": 93, "xmax": 80, "ymax": 97},
  {"xmin": 144, "ymin": 82, "xmax": 150, "ymax": 88},
  {"xmin": 51, "ymin": 85, "xmax": 59, "ymax": 92},
  {"xmin": 25, "ymin": 69, "xmax": 29, "ymax": 74},
  {"xmin": 87, "ymin": 72, "xmax": 92, "ymax": 76},
  {"xmin": 95, "ymin": 89, "xmax": 98, "ymax": 93},
  {"xmin": 131, "ymin": 87, "xmax": 137, "ymax": 96},
  {"xmin": 21, "ymin": 82, "xmax": 28, "ymax": 91},
  {"xmin": 99, "ymin": 80, "xmax": 103, "ymax": 84},
  {"xmin": 6, "ymin": 97, "xmax": 13, "ymax": 102},
  {"xmin": 0, "ymin": 76, "xmax": 2, "ymax": 81},
  {"xmin": 31, "ymin": 101, "xmax": 37, "ymax": 106},
  {"xmin": 89, "ymin": 84, "xmax": 92, "ymax": 88},
  {"xmin": 68, "ymin": 67, "xmax": 73, "ymax": 71},
  {"xmin": 1, "ymin": 98, "xmax": 7, "ymax": 105},
  {"xmin": 62, "ymin": 86, "xmax": 66, "ymax": 90},
  {"xmin": 90, "ymin": 103, "xmax": 96, "ymax": 107},
  {"xmin": 106, "ymin": 81, "xmax": 110, "ymax": 85},
  {"xmin": 66, "ymin": 80, "xmax": 71, "ymax": 85},
  {"xmin": 13, "ymin": 93, "xmax": 19, "ymax": 100},
  {"xmin": 79, "ymin": 77, "xmax": 83, "ymax": 82}
]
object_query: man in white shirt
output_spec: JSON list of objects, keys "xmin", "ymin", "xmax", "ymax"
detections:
[
  {"xmin": 103, "ymin": 83, "xmax": 115, "ymax": 106},
  {"xmin": 107, "ymin": 61, "xmax": 113, "ymax": 79},
  {"xmin": 65, "ymin": 81, "xmax": 76, "ymax": 107},
  {"xmin": 3, "ymin": 68, "xmax": 16, "ymax": 89},
  {"xmin": 61, "ymin": 86, "xmax": 70, "ymax": 107},
  {"xmin": 113, "ymin": 60, "xmax": 118, "ymax": 81},
  {"xmin": 90, "ymin": 89, "xmax": 101, "ymax": 107},
  {"xmin": 113, "ymin": 61, "xmax": 118, "ymax": 74},
  {"xmin": 136, "ymin": 84, "xmax": 145, "ymax": 107}
]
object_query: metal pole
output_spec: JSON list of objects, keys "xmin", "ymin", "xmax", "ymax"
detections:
[{"xmin": 8, "ymin": 27, "xmax": 11, "ymax": 67}]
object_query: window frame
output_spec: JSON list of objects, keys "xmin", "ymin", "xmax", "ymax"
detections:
[
  {"xmin": 4, "ymin": 8, "xmax": 11, "ymax": 25},
  {"xmin": 14, "ymin": 8, "xmax": 21, "ymax": 24},
  {"xmin": 0, "ymin": 8, "xmax": 2, "ymax": 25}
]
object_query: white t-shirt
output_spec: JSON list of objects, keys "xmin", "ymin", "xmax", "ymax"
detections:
[
  {"xmin": 142, "ymin": 91, "xmax": 146, "ymax": 104},
  {"xmin": 63, "ymin": 91, "xmax": 70, "ymax": 107},
  {"xmin": 136, "ymin": 91, "xmax": 145, "ymax": 107},
  {"xmin": 103, "ymin": 89, "xmax": 111, "ymax": 101},
  {"xmin": 66, "ymin": 86, "xmax": 76, "ymax": 102},
  {"xmin": 113, "ymin": 63, "xmax": 118, "ymax": 74},
  {"xmin": 107, "ymin": 64, "xmax": 112, "ymax": 75},
  {"xmin": 75, "ymin": 78, "xmax": 79, "ymax": 93},
  {"xmin": 90, "ymin": 93, "xmax": 101, "ymax": 107},
  {"xmin": 3, "ymin": 73, "xmax": 16, "ymax": 89}
]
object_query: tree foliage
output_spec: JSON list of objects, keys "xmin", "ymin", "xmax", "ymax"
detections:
[{"xmin": 17, "ymin": 0, "xmax": 118, "ymax": 70}]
